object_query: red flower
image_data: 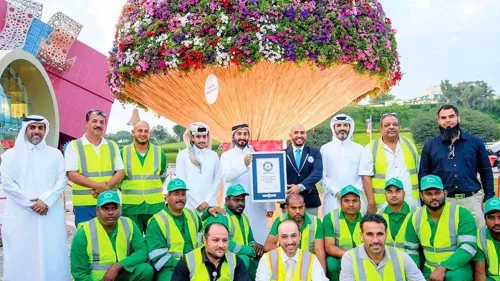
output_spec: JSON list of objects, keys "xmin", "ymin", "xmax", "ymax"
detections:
[{"xmin": 145, "ymin": 30, "xmax": 156, "ymax": 37}]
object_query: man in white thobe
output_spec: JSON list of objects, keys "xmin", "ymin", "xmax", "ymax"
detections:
[
  {"xmin": 220, "ymin": 124, "xmax": 275, "ymax": 244},
  {"xmin": 320, "ymin": 114, "xmax": 366, "ymax": 215},
  {"xmin": 175, "ymin": 122, "xmax": 221, "ymax": 213},
  {"xmin": 0, "ymin": 115, "xmax": 70, "ymax": 281}
]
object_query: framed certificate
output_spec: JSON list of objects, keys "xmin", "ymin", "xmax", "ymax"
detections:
[{"xmin": 250, "ymin": 151, "xmax": 287, "ymax": 202}]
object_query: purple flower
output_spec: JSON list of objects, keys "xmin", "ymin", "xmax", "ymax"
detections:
[
  {"xmin": 174, "ymin": 33, "xmax": 185, "ymax": 43},
  {"xmin": 284, "ymin": 8, "xmax": 296, "ymax": 21}
]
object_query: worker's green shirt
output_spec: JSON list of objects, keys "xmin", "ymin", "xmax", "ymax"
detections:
[
  {"xmin": 145, "ymin": 206, "xmax": 202, "ymax": 271},
  {"xmin": 323, "ymin": 210, "xmax": 362, "ymax": 248},
  {"xmin": 120, "ymin": 143, "xmax": 167, "ymax": 215},
  {"xmin": 405, "ymin": 203, "xmax": 477, "ymax": 270},
  {"xmin": 473, "ymin": 228, "xmax": 500, "ymax": 279},
  {"xmin": 201, "ymin": 205, "xmax": 257, "ymax": 257},
  {"xmin": 70, "ymin": 219, "xmax": 148, "ymax": 281},
  {"xmin": 381, "ymin": 202, "xmax": 413, "ymax": 241},
  {"xmin": 269, "ymin": 213, "xmax": 324, "ymax": 241}
]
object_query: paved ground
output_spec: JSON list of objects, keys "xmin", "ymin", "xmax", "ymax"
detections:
[{"xmin": 0, "ymin": 168, "xmax": 499, "ymax": 279}]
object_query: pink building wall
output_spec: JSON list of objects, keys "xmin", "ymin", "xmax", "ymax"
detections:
[{"xmin": 0, "ymin": 0, "xmax": 114, "ymax": 142}]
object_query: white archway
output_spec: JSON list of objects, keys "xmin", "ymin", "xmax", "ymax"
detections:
[{"xmin": 0, "ymin": 50, "xmax": 59, "ymax": 147}]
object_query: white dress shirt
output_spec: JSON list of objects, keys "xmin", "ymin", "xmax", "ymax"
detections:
[
  {"xmin": 175, "ymin": 146, "xmax": 221, "ymax": 210},
  {"xmin": 340, "ymin": 245, "xmax": 425, "ymax": 281},
  {"xmin": 320, "ymin": 137, "xmax": 366, "ymax": 214},
  {"xmin": 64, "ymin": 134, "xmax": 124, "ymax": 172},
  {"xmin": 220, "ymin": 146, "xmax": 274, "ymax": 244},
  {"xmin": 359, "ymin": 139, "xmax": 419, "ymax": 207},
  {"xmin": 255, "ymin": 248, "xmax": 328, "ymax": 281}
]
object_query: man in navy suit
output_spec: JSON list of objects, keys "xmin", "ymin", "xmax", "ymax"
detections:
[{"xmin": 284, "ymin": 124, "xmax": 323, "ymax": 215}]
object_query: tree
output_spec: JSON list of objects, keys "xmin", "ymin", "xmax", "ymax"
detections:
[
  {"xmin": 105, "ymin": 130, "xmax": 133, "ymax": 147},
  {"xmin": 369, "ymin": 93, "xmax": 395, "ymax": 105},
  {"xmin": 151, "ymin": 125, "xmax": 175, "ymax": 144},
  {"xmin": 172, "ymin": 124, "xmax": 185, "ymax": 142},
  {"xmin": 410, "ymin": 109, "xmax": 500, "ymax": 145},
  {"xmin": 440, "ymin": 80, "xmax": 496, "ymax": 112}
]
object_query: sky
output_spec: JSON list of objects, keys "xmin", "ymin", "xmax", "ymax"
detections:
[{"xmin": 38, "ymin": 0, "xmax": 500, "ymax": 133}]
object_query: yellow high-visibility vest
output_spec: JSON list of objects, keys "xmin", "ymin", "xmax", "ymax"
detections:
[
  {"xmin": 477, "ymin": 227, "xmax": 500, "ymax": 278},
  {"xmin": 370, "ymin": 137, "xmax": 419, "ymax": 205},
  {"xmin": 81, "ymin": 217, "xmax": 133, "ymax": 281},
  {"xmin": 349, "ymin": 246, "xmax": 406, "ymax": 281},
  {"xmin": 121, "ymin": 144, "xmax": 164, "ymax": 205},
  {"xmin": 377, "ymin": 205, "xmax": 418, "ymax": 250},
  {"xmin": 267, "ymin": 248, "xmax": 314, "ymax": 281},
  {"xmin": 185, "ymin": 246, "xmax": 236, "ymax": 281},
  {"xmin": 149, "ymin": 208, "xmax": 200, "ymax": 271},
  {"xmin": 72, "ymin": 138, "xmax": 117, "ymax": 206},
  {"xmin": 330, "ymin": 209, "xmax": 363, "ymax": 250}
]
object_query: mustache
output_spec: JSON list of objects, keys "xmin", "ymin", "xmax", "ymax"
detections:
[
  {"xmin": 439, "ymin": 124, "xmax": 460, "ymax": 141},
  {"xmin": 93, "ymin": 126, "xmax": 103, "ymax": 130},
  {"xmin": 370, "ymin": 242, "xmax": 383, "ymax": 247}
]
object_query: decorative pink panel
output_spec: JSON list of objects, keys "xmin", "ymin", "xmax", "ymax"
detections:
[{"xmin": 0, "ymin": 0, "xmax": 42, "ymax": 50}]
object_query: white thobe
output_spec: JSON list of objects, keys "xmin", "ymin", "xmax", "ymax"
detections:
[
  {"xmin": 175, "ymin": 146, "xmax": 222, "ymax": 211},
  {"xmin": 359, "ymin": 140, "xmax": 420, "ymax": 207},
  {"xmin": 220, "ymin": 147, "xmax": 275, "ymax": 244},
  {"xmin": 0, "ymin": 143, "xmax": 70, "ymax": 281},
  {"xmin": 320, "ymin": 138, "xmax": 366, "ymax": 215}
]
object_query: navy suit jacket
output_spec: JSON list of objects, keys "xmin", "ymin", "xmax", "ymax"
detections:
[{"xmin": 284, "ymin": 145, "xmax": 323, "ymax": 208}]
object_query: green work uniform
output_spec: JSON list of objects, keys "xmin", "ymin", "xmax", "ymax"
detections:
[
  {"xmin": 405, "ymin": 203, "xmax": 477, "ymax": 280},
  {"xmin": 323, "ymin": 211, "xmax": 362, "ymax": 281},
  {"xmin": 145, "ymin": 206, "xmax": 202, "ymax": 280},
  {"xmin": 120, "ymin": 143, "xmax": 167, "ymax": 232},
  {"xmin": 70, "ymin": 220, "xmax": 153, "ymax": 281}
]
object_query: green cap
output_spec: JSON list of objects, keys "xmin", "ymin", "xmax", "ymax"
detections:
[
  {"xmin": 484, "ymin": 197, "xmax": 500, "ymax": 215},
  {"xmin": 226, "ymin": 184, "xmax": 249, "ymax": 197},
  {"xmin": 420, "ymin": 175, "xmax": 444, "ymax": 191},
  {"xmin": 97, "ymin": 190, "xmax": 121, "ymax": 207},
  {"xmin": 167, "ymin": 178, "xmax": 189, "ymax": 192},
  {"xmin": 340, "ymin": 185, "xmax": 360, "ymax": 198},
  {"xmin": 385, "ymin": 178, "xmax": 404, "ymax": 190},
  {"xmin": 204, "ymin": 215, "xmax": 229, "ymax": 232}
]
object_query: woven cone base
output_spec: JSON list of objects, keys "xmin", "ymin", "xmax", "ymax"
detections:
[{"xmin": 124, "ymin": 61, "xmax": 382, "ymax": 141}]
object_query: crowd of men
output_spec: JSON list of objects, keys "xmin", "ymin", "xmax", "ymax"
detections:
[{"xmin": 0, "ymin": 103, "xmax": 498, "ymax": 281}]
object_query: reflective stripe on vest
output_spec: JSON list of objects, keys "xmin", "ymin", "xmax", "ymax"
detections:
[
  {"xmin": 72, "ymin": 138, "xmax": 117, "ymax": 206},
  {"xmin": 84, "ymin": 217, "xmax": 133, "ymax": 280},
  {"xmin": 351, "ymin": 246, "xmax": 406, "ymax": 281},
  {"xmin": 185, "ymin": 246, "xmax": 236, "ymax": 280},
  {"xmin": 478, "ymin": 227, "xmax": 500, "ymax": 276},
  {"xmin": 377, "ymin": 206, "xmax": 418, "ymax": 250},
  {"xmin": 228, "ymin": 213, "xmax": 251, "ymax": 248},
  {"xmin": 414, "ymin": 204, "xmax": 458, "ymax": 270},
  {"xmin": 150, "ymin": 209, "xmax": 199, "ymax": 271},
  {"xmin": 279, "ymin": 214, "xmax": 317, "ymax": 253},
  {"xmin": 121, "ymin": 144, "xmax": 164, "ymax": 205},
  {"xmin": 332, "ymin": 209, "xmax": 363, "ymax": 251},
  {"xmin": 268, "ymin": 248, "xmax": 313, "ymax": 281},
  {"xmin": 371, "ymin": 137, "xmax": 419, "ymax": 205}
]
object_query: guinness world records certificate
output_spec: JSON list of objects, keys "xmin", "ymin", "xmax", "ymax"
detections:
[{"xmin": 250, "ymin": 151, "xmax": 287, "ymax": 202}]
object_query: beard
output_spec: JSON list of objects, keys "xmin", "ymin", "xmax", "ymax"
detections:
[
  {"xmin": 439, "ymin": 123, "xmax": 460, "ymax": 141},
  {"xmin": 27, "ymin": 134, "xmax": 43, "ymax": 145},
  {"xmin": 234, "ymin": 138, "xmax": 248, "ymax": 148},
  {"xmin": 335, "ymin": 130, "xmax": 349, "ymax": 141},
  {"xmin": 425, "ymin": 198, "xmax": 446, "ymax": 211}
]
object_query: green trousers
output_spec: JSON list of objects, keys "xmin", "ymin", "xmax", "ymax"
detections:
[
  {"xmin": 123, "ymin": 213, "xmax": 154, "ymax": 233},
  {"xmin": 116, "ymin": 263, "xmax": 154, "ymax": 281},
  {"xmin": 326, "ymin": 256, "xmax": 341, "ymax": 281},
  {"xmin": 156, "ymin": 268, "xmax": 174, "ymax": 281},
  {"xmin": 422, "ymin": 263, "xmax": 472, "ymax": 281}
]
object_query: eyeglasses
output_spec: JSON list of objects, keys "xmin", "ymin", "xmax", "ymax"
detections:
[
  {"xmin": 86, "ymin": 109, "xmax": 106, "ymax": 121},
  {"xmin": 382, "ymin": 112, "xmax": 398, "ymax": 118},
  {"xmin": 448, "ymin": 143, "xmax": 455, "ymax": 160}
]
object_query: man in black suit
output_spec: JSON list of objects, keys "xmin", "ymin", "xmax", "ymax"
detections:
[{"xmin": 284, "ymin": 124, "xmax": 323, "ymax": 215}]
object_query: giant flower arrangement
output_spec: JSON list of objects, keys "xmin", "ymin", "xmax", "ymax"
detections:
[{"xmin": 107, "ymin": 0, "xmax": 402, "ymax": 140}]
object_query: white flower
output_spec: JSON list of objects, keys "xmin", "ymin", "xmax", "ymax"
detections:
[
  {"xmin": 220, "ymin": 13, "xmax": 229, "ymax": 24},
  {"xmin": 179, "ymin": 13, "xmax": 191, "ymax": 27},
  {"xmin": 193, "ymin": 37, "xmax": 203, "ymax": 46},
  {"xmin": 124, "ymin": 49, "xmax": 139, "ymax": 66},
  {"xmin": 182, "ymin": 40, "xmax": 193, "ymax": 47},
  {"xmin": 166, "ymin": 55, "xmax": 179, "ymax": 68},
  {"xmin": 155, "ymin": 33, "xmax": 169, "ymax": 43},
  {"xmin": 133, "ymin": 21, "xmax": 142, "ymax": 33}
]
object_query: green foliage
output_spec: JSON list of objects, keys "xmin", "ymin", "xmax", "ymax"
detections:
[
  {"xmin": 440, "ymin": 80, "xmax": 497, "ymax": 112},
  {"xmin": 410, "ymin": 108, "xmax": 500, "ymax": 145},
  {"xmin": 172, "ymin": 125, "xmax": 185, "ymax": 142},
  {"xmin": 161, "ymin": 141, "xmax": 222, "ymax": 161},
  {"xmin": 151, "ymin": 125, "xmax": 176, "ymax": 144},
  {"xmin": 369, "ymin": 93, "xmax": 396, "ymax": 105},
  {"xmin": 105, "ymin": 130, "xmax": 133, "ymax": 147}
]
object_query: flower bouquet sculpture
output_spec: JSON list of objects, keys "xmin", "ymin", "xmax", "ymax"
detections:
[{"xmin": 107, "ymin": 0, "xmax": 401, "ymax": 141}]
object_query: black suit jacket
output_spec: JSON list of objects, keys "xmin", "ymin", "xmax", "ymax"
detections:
[{"xmin": 284, "ymin": 145, "xmax": 323, "ymax": 208}]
